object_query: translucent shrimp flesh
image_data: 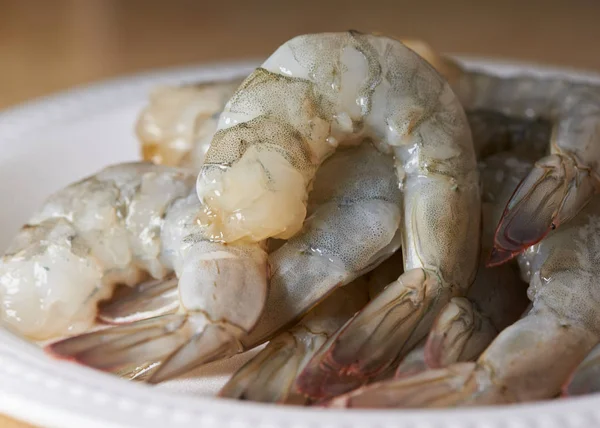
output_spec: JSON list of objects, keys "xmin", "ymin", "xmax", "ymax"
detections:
[
  {"xmin": 46, "ymin": 141, "xmax": 403, "ymax": 383},
  {"xmin": 0, "ymin": 163, "xmax": 197, "ymax": 340},
  {"xmin": 137, "ymin": 80, "xmax": 242, "ymax": 168},
  {"xmin": 0, "ymin": 162, "xmax": 269, "ymax": 385}
]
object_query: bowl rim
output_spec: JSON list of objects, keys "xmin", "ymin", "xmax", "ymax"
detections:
[{"xmin": 1, "ymin": 56, "xmax": 600, "ymax": 428}]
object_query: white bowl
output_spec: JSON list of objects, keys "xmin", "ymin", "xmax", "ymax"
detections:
[{"xmin": 1, "ymin": 58, "xmax": 600, "ymax": 428}]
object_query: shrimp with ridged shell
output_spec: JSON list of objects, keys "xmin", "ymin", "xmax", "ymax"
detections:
[
  {"xmin": 299, "ymin": 146, "xmax": 533, "ymax": 398},
  {"xmin": 327, "ymin": 153, "xmax": 600, "ymax": 408},
  {"xmin": 404, "ymin": 39, "xmax": 600, "ymax": 266},
  {"xmin": 191, "ymin": 30, "xmax": 480, "ymax": 394}
]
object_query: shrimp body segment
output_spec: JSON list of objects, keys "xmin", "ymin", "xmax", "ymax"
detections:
[
  {"xmin": 196, "ymin": 31, "xmax": 480, "ymax": 399},
  {"xmin": 405, "ymin": 39, "xmax": 600, "ymax": 264},
  {"xmin": 197, "ymin": 31, "xmax": 479, "ymax": 244},
  {"xmin": 328, "ymin": 168, "xmax": 600, "ymax": 409},
  {"xmin": 46, "ymin": 142, "xmax": 403, "ymax": 383},
  {"xmin": 137, "ymin": 80, "xmax": 242, "ymax": 168},
  {"xmin": 0, "ymin": 164, "xmax": 195, "ymax": 340},
  {"xmin": 0, "ymin": 162, "xmax": 269, "ymax": 382}
]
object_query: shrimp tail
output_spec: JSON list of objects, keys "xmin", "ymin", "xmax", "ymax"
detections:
[
  {"xmin": 296, "ymin": 268, "xmax": 452, "ymax": 400},
  {"xmin": 98, "ymin": 275, "xmax": 179, "ymax": 324},
  {"xmin": 562, "ymin": 344, "xmax": 600, "ymax": 397},
  {"xmin": 424, "ymin": 297, "xmax": 497, "ymax": 368},
  {"xmin": 115, "ymin": 361, "xmax": 162, "ymax": 381},
  {"xmin": 45, "ymin": 315, "xmax": 192, "ymax": 372},
  {"xmin": 45, "ymin": 313, "xmax": 243, "ymax": 384},
  {"xmin": 324, "ymin": 362, "xmax": 482, "ymax": 409},
  {"xmin": 219, "ymin": 329, "xmax": 322, "ymax": 404},
  {"xmin": 393, "ymin": 345, "xmax": 427, "ymax": 378},
  {"xmin": 489, "ymin": 154, "xmax": 598, "ymax": 266},
  {"xmin": 148, "ymin": 322, "xmax": 242, "ymax": 383}
]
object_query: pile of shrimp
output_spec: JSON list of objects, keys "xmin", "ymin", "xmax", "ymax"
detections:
[{"xmin": 2, "ymin": 30, "xmax": 600, "ymax": 408}]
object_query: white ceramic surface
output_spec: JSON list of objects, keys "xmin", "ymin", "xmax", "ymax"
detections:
[{"xmin": 1, "ymin": 59, "xmax": 600, "ymax": 428}]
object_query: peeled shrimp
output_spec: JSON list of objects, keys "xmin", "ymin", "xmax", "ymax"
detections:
[
  {"xmin": 0, "ymin": 163, "xmax": 196, "ymax": 340},
  {"xmin": 47, "ymin": 141, "xmax": 403, "ymax": 383},
  {"xmin": 137, "ymin": 80, "xmax": 242, "ymax": 168},
  {"xmin": 0, "ymin": 162, "xmax": 269, "ymax": 387}
]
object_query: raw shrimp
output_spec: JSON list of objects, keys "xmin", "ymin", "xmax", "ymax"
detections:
[
  {"xmin": 219, "ymin": 251, "xmax": 404, "ymax": 404},
  {"xmin": 298, "ymin": 149, "xmax": 530, "ymax": 398},
  {"xmin": 137, "ymin": 79, "xmax": 242, "ymax": 168},
  {"xmin": 298, "ymin": 112, "xmax": 548, "ymax": 400},
  {"xmin": 194, "ymin": 29, "xmax": 480, "ymax": 399},
  {"xmin": 406, "ymin": 39, "xmax": 600, "ymax": 265},
  {"xmin": 0, "ymin": 163, "xmax": 196, "ymax": 340},
  {"xmin": 47, "ymin": 141, "xmax": 403, "ymax": 383},
  {"xmin": 0, "ymin": 162, "xmax": 270, "ymax": 383},
  {"xmin": 218, "ymin": 279, "xmax": 371, "ymax": 404},
  {"xmin": 196, "ymin": 29, "xmax": 480, "ymax": 242},
  {"xmin": 327, "ymin": 171, "xmax": 600, "ymax": 408},
  {"xmin": 562, "ymin": 342, "xmax": 600, "ymax": 397}
]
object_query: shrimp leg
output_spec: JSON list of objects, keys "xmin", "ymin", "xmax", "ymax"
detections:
[{"xmin": 98, "ymin": 275, "xmax": 179, "ymax": 324}]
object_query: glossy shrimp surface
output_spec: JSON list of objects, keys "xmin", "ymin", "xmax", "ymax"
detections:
[
  {"xmin": 0, "ymin": 164, "xmax": 196, "ymax": 340},
  {"xmin": 197, "ymin": 31, "xmax": 478, "ymax": 244},
  {"xmin": 46, "ymin": 141, "xmax": 403, "ymax": 383},
  {"xmin": 0, "ymin": 162, "xmax": 268, "ymax": 383},
  {"xmin": 407, "ymin": 39, "xmax": 600, "ymax": 264},
  {"xmin": 328, "ymin": 155, "xmax": 600, "ymax": 408},
  {"xmin": 137, "ymin": 79, "xmax": 242, "ymax": 168},
  {"xmin": 194, "ymin": 31, "xmax": 480, "ymax": 399}
]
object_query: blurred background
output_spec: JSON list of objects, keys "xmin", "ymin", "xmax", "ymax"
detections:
[
  {"xmin": 1, "ymin": 0, "xmax": 599, "ymax": 426},
  {"xmin": 2, "ymin": 0, "xmax": 600, "ymax": 109}
]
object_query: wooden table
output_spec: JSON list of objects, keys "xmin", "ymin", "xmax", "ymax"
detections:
[{"xmin": 1, "ymin": 0, "xmax": 600, "ymax": 426}]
